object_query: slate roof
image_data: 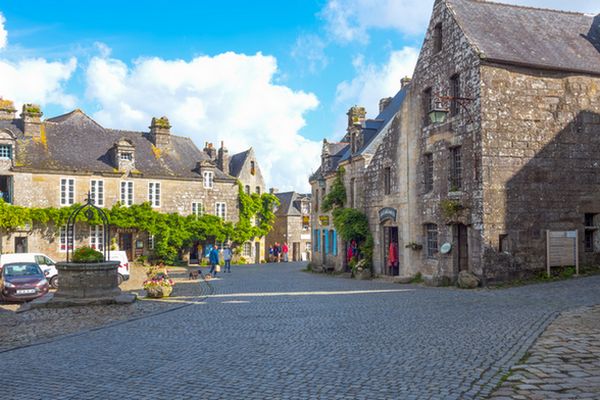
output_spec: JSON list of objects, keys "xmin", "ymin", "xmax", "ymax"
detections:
[
  {"xmin": 339, "ymin": 85, "xmax": 407, "ymax": 162},
  {"xmin": 1, "ymin": 110, "xmax": 235, "ymax": 181},
  {"xmin": 447, "ymin": 0, "xmax": 600, "ymax": 75},
  {"xmin": 274, "ymin": 191, "xmax": 311, "ymax": 216},
  {"xmin": 228, "ymin": 149, "xmax": 251, "ymax": 178}
]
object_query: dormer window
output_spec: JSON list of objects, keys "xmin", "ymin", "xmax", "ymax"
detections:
[
  {"xmin": 0, "ymin": 144, "xmax": 12, "ymax": 159},
  {"xmin": 113, "ymin": 138, "xmax": 135, "ymax": 172},
  {"xmin": 203, "ymin": 171, "xmax": 214, "ymax": 189},
  {"xmin": 433, "ymin": 23, "xmax": 442, "ymax": 54}
]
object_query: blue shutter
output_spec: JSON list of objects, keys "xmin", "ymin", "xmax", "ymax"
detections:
[
  {"xmin": 324, "ymin": 230, "xmax": 329, "ymax": 255},
  {"xmin": 333, "ymin": 231, "xmax": 337, "ymax": 256}
]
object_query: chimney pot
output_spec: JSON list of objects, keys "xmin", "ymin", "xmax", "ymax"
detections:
[
  {"xmin": 401, "ymin": 76, "xmax": 412, "ymax": 89},
  {"xmin": 149, "ymin": 116, "xmax": 171, "ymax": 148},
  {"xmin": 379, "ymin": 97, "xmax": 393, "ymax": 113},
  {"xmin": 21, "ymin": 104, "xmax": 43, "ymax": 138},
  {"xmin": 0, "ymin": 98, "xmax": 16, "ymax": 120}
]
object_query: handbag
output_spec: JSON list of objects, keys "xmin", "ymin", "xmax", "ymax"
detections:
[{"xmin": 216, "ymin": 264, "xmax": 221, "ymax": 272}]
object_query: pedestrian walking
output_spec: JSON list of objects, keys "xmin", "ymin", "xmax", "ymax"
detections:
[
  {"xmin": 209, "ymin": 245, "xmax": 220, "ymax": 277},
  {"xmin": 273, "ymin": 242, "xmax": 280, "ymax": 262},
  {"xmin": 282, "ymin": 242, "xmax": 289, "ymax": 262},
  {"xmin": 223, "ymin": 246, "xmax": 233, "ymax": 273}
]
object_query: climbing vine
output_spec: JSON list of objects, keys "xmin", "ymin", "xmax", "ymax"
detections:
[
  {"xmin": 0, "ymin": 185, "xmax": 279, "ymax": 264},
  {"xmin": 321, "ymin": 166, "xmax": 346, "ymax": 212}
]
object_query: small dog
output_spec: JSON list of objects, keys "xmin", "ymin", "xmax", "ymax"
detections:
[{"xmin": 189, "ymin": 270, "xmax": 199, "ymax": 280}]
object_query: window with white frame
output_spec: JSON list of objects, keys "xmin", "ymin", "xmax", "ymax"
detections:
[
  {"xmin": 120, "ymin": 181, "xmax": 134, "ymax": 206},
  {"xmin": 60, "ymin": 178, "xmax": 75, "ymax": 206},
  {"xmin": 0, "ymin": 144, "xmax": 12, "ymax": 159},
  {"xmin": 192, "ymin": 202, "xmax": 203, "ymax": 217},
  {"xmin": 148, "ymin": 182, "xmax": 161, "ymax": 207},
  {"xmin": 89, "ymin": 225, "xmax": 104, "ymax": 251},
  {"xmin": 120, "ymin": 152, "xmax": 133, "ymax": 161},
  {"xmin": 59, "ymin": 225, "xmax": 74, "ymax": 252},
  {"xmin": 215, "ymin": 202, "xmax": 226, "ymax": 219},
  {"xmin": 148, "ymin": 234, "xmax": 155, "ymax": 250},
  {"xmin": 203, "ymin": 171, "xmax": 213, "ymax": 189},
  {"xmin": 90, "ymin": 179, "xmax": 104, "ymax": 206},
  {"xmin": 242, "ymin": 242, "xmax": 252, "ymax": 258}
]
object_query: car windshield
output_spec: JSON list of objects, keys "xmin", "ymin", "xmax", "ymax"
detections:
[{"xmin": 3, "ymin": 264, "xmax": 42, "ymax": 276}]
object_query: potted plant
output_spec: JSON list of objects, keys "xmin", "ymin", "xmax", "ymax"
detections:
[{"xmin": 143, "ymin": 264, "xmax": 174, "ymax": 298}]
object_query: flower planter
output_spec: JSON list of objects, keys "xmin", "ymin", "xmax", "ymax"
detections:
[{"xmin": 145, "ymin": 285, "xmax": 173, "ymax": 298}]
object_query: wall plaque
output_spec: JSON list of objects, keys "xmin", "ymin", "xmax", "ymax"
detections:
[{"xmin": 319, "ymin": 216, "xmax": 329, "ymax": 226}]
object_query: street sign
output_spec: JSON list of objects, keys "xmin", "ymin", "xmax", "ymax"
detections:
[{"xmin": 546, "ymin": 230, "xmax": 579, "ymax": 277}]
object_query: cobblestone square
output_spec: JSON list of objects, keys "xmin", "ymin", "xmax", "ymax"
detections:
[{"xmin": 1, "ymin": 262, "xmax": 600, "ymax": 399}]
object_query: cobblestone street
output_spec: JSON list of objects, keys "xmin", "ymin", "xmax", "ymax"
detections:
[
  {"xmin": 489, "ymin": 305, "xmax": 600, "ymax": 400},
  {"xmin": 2, "ymin": 262, "xmax": 600, "ymax": 399}
]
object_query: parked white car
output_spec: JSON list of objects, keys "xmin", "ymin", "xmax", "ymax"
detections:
[
  {"xmin": 108, "ymin": 251, "xmax": 130, "ymax": 285},
  {"xmin": 0, "ymin": 253, "xmax": 59, "ymax": 289}
]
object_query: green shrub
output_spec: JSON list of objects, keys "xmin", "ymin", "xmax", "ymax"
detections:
[{"xmin": 72, "ymin": 246, "xmax": 104, "ymax": 263}]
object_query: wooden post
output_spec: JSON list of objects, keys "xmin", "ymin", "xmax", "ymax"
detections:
[
  {"xmin": 546, "ymin": 230, "xmax": 551, "ymax": 278},
  {"xmin": 575, "ymin": 229, "xmax": 579, "ymax": 276}
]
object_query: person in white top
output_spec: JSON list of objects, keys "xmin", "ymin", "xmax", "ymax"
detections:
[{"xmin": 223, "ymin": 246, "xmax": 233, "ymax": 273}]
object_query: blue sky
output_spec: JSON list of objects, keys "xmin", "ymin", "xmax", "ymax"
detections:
[{"xmin": 0, "ymin": 0, "xmax": 598, "ymax": 191}]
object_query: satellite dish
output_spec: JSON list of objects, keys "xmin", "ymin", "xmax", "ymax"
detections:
[{"xmin": 440, "ymin": 243, "xmax": 452, "ymax": 254}]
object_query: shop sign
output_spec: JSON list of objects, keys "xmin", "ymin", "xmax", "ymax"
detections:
[
  {"xmin": 319, "ymin": 215, "xmax": 330, "ymax": 226},
  {"xmin": 378, "ymin": 207, "xmax": 397, "ymax": 223}
]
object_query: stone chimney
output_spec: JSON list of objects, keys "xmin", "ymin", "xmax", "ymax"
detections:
[
  {"xmin": 217, "ymin": 141, "xmax": 229, "ymax": 175},
  {"xmin": 203, "ymin": 142, "xmax": 216, "ymax": 159},
  {"xmin": 401, "ymin": 76, "xmax": 412, "ymax": 89},
  {"xmin": 0, "ymin": 99, "xmax": 16, "ymax": 120},
  {"xmin": 21, "ymin": 104, "xmax": 43, "ymax": 138},
  {"xmin": 149, "ymin": 116, "xmax": 171, "ymax": 148},
  {"xmin": 347, "ymin": 106, "xmax": 366, "ymax": 132},
  {"xmin": 379, "ymin": 97, "xmax": 393, "ymax": 113},
  {"xmin": 269, "ymin": 188, "xmax": 278, "ymax": 194},
  {"xmin": 321, "ymin": 139, "xmax": 330, "ymax": 172}
]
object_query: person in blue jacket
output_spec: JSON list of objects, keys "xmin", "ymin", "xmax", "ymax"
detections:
[{"xmin": 209, "ymin": 245, "xmax": 220, "ymax": 277}]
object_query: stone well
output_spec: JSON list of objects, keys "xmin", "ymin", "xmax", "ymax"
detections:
[{"xmin": 54, "ymin": 261, "xmax": 121, "ymax": 299}]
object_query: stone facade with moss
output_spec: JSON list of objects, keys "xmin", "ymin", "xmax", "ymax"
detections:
[
  {"xmin": 310, "ymin": 0, "xmax": 600, "ymax": 283},
  {"xmin": 0, "ymin": 103, "xmax": 246, "ymax": 262}
]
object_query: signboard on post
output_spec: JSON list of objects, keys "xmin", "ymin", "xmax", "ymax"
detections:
[{"xmin": 546, "ymin": 230, "xmax": 579, "ymax": 277}]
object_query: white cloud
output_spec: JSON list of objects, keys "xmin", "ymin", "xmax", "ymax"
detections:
[
  {"xmin": 85, "ymin": 51, "xmax": 321, "ymax": 192},
  {"xmin": 0, "ymin": 13, "xmax": 78, "ymax": 110},
  {"xmin": 291, "ymin": 34, "xmax": 329, "ymax": 74},
  {"xmin": 0, "ymin": 57, "xmax": 77, "ymax": 110},
  {"xmin": 322, "ymin": 0, "xmax": 600, "ymax": 44},
  {"xmin": 335, "ymin": 47, "xmax": 418, "ymax": 118},
  {"xmin": 322, "ymin": 0, "xmax": 432, "ymax": 43},
  {"xmin": 0, "ymin": 13, "xmax": 7, "ymax": 50}
]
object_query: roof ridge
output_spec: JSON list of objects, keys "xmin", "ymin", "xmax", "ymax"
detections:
[
  {"xmin": 451, "ymin": 0, "xmax": 593, "ymax": 17},
  {"xmin": 104, "ymin": 127, "xmax": 193, "ymax": 142}
]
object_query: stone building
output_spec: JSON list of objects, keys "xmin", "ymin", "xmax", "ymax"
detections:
[
  {"xmin": 309, "ymin": 87, "xmax": 408, "ymax": 271},
  {"xmin": 266, "ymin": 191, "xmax": 312, "ymax": 261},
  {"xmin": 224, "ymin": 145, "xmax": 267, "ymax": 263},
  {"xmin": 0, "ymin": 102, "xmax": 265, "ymax": 263},
  {"xmin": 310, "ymin": 0, "xmax": 600, "ymax": 283}
]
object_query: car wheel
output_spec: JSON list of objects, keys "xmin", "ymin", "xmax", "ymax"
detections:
[
  {"xmin": 117, "ymin": 274, "xmax": 123, "ymax": 286},
  {"xmin": 50, "ymin": 276, "xmax": 59, "ymax": 289}
]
